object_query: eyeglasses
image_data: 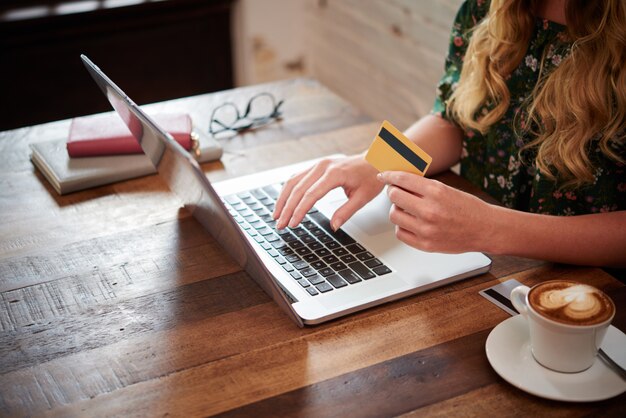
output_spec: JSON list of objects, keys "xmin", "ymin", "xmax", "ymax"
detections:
[{"xmin": 209, "ymin": 92, "xmax": 284, "ymax": 136}]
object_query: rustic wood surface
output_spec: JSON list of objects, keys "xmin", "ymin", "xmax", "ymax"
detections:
[{"xmin": 0, "ymin": 78, "xmax": 624, "ymax": 417}]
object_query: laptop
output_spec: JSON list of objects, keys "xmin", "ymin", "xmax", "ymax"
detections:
[{"xmin": 81, "ymin": 55, "xmax": 491, "ymax": 327}]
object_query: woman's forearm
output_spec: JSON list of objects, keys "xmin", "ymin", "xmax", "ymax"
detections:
[
  {"xmin": 486, "ymin": 206, "xmax": 626, "ymax": 267},
  {"xmin": 403, "ymin": 115, "xmax": 464, "ymax": 175}
]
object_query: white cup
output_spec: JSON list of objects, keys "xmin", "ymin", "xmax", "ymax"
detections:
[{"xmin": 510, "ymin": 283, "xmax": 615, "ymax": 373}]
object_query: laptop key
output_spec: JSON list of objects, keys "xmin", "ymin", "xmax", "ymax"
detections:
[
  {"xmin": 279, "ymin": 247, "xmax": 295, "ymax": 256},
  {"xmin": 348, "ymin": 261, "xmax": 376, "ymax": 280},
  {"xmin": 308, "ymin": 241, "xmax": 324, "ymax": 250},
  {"xmin": 258, "ymin": 227, "xmax": 273, "ymax": 236},
  {"xmin": 338, "ymin": 269, "xmax": 362, "ymax": 284},
  {"xmin": 308, "ymin": 274, "xmax": 325, "ymax": 285},
  {"xmin": 240, "ymin": 209, "xmax": 254, "ymax": 218},
  {"xmin": 261, "ymin": 242, "xmax": 272, "ymax": 250},
  {"xmin": 340, "ymin": 254, "xmax": 357, "ymax": 264},
  {"xmin": 318, "ymin": 234, "xmax": 334, "ymax": 243},
  {"xmin": 322, "ymin": 255, "xmax": 339, "ymax": 264},
  {"xmin": 308, "ymin": 211, "xmax": 356, "ymax": 245},
  {"xmin": 332, "ymin": 247, "xmax": 349, "ymax": 257},
  {"xmin": 316, "ymin": 282, "xmax": 333, "ymax": 293},
  {"xmin": 288, "ymin": 241, "xmax": 305, "ymax": 249},
  {"xmin": 292, "ymin": 228, "xmax": 308, "ymax": 237},
  {"xmin": 373, "ymin": 265, "xmax": 392, "ymax": 276},
  {"xmin": 357, "ymin": 252, "xmax": 375, "ymax": 261},
  {"xmin": 262, "ymin": 185, "xmax": 280, "ymax": 199},
  {"xmin": 300, "ymin": 267, "xmax": 317, "ymax": 277},
  {"xmin": 364, "ymin": 258, "xmax": 382, "ymax": 268},
  {"xmin": 266, "ymin": 234, "xmax": 280, "ymax": 242},
  {"xmin": 290, "ymin": 271, "xmax": 302, "ymax": 280},
  {"xmin": 311, "ymin": 260, "xmax": 326, "ymax": 270},
  {"xmin": 254, "ymin": 236, "xmax": 265, "ymax": 244},
  {"xmin": 282, "ymin": 233, "xmax": 297, "ymax": 242},
  {"xmin": 301, "ymin": 235, "xmax": 317, "ymax": 244},
  {"xmin": 315, "ymin": 248, "xmax": 331, "ymax": 257},
  {"xmin": 327, "ymin": 274, "xmax": 348, "ymax": 289},
  {"xmin": 326, "ymin": 241, "xmax": 341, "ymax": 250},
  {"xmin": 285, "ymin": 254, "xmax": 300, "ymax": 263},
  {"xmin": 302, "ymin": 221, "xmax": 316, "ymax": 230},
  {"xmin": 275, "ymin": 257, "xmax": 287, "ymax": 265},
  {"xmin": 346, "ymin": 243, "xmax": 367, "ymax": 254},
  {"xmin": 303, "ymin": 254, "xmax": 319, "ymax": 263},
  {"xmin": 297, "ymin": 279, "xmax": 310, "ymax": 288},
  {"xmin": 283, "ymin": 264, "xmax": 294, "ymax": 273},
  {"xmin": 295, "ymin": 247, "xmax": 312, "ymax": 256},
  {"xmin": 251, "ymin": 188, "xmax": 266, "ymax": 199},
  {"xmin": 309, "ymin": 227, "xmax": 325, "ymax": 237},
  {"xmin": 306, "ymin": 287, "xmax": 319, "ymax": 296},
  {"xmin": 252, "ymin": 221, "xmax": 266, "ymax": 230},
  {"xmin": 293, "ymin": 260, "xmax": 309, "ymax": 270},
  {"xmin": 271, "ymin": 241, "xmax": 287, "ymax": 249},
  {"xmin": 330, "ymin": 262, "xmax": 347, "ymax": 271},
  {"xmin": 318, "ymin": 267, "xmax": 334, "ymax": 277}
]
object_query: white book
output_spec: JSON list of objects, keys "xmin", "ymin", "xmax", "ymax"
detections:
[{"xmin": 30, "ymin": 129, "xmax": 223, "ymax": 195}]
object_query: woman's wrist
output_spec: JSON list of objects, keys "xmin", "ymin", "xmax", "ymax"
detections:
[{"xmin": 479, "ymin": 203, "xmax": 515, "ymax": 255}]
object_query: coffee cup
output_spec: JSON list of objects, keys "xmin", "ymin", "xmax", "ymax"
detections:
[{"xmin": 510, "ymin": 280, "xmax": 615, "ymax": 373}]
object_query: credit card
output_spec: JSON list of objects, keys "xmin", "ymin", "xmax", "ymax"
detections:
[
  {"xmin": 365, "ymin": 120, "xmax": 432, "ymax": 176},
  {"xmin": 478, "ymin": 279, "xmax": 524, "ymax": 316}
]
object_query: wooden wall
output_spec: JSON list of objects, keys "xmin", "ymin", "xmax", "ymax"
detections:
[{"xmin": 304, "ymin": 0, "xmax": 463, "ymax": 130}]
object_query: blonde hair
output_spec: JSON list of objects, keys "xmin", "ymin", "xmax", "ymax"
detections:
[{"xmin": 447, "ymin": 0, "xmax": 626, "ymax": 188}]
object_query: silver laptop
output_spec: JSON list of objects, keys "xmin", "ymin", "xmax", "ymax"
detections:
[{"xmin": 82, "ymin": 55, "xmax": 491, "ymax": 327}]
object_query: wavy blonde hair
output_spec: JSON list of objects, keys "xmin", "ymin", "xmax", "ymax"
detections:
[{"xmin": 447, "ymin": 0, "xmax": 626, "ymax": 188}]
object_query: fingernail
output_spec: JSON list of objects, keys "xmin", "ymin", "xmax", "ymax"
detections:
[
  {"xmin": 377, "ymin": 173, "xmax": 383, "ymax": 182},
  {"xmin": 288, "ymin": 219, "xmax": 298, "ymax": 228},
  {"xmin": 332, "ymin": 219, "xmax": 343, "ymax": 231}
]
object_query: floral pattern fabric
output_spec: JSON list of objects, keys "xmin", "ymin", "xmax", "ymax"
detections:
[{"xmin": 432, "ymin": 0, "xmax": 626, "ymax": 215}]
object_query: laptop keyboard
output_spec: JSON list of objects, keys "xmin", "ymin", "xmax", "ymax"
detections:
[{"xmin": 222, "ymin": 185, "xmax": 391, "ymax": 296}]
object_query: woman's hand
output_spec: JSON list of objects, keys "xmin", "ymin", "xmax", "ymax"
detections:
[
  {"xmin": 379, "ymin": 171, "xmax": 496, "ymax": 253},
  {"xmin": 274, "ymin": 154, "xmax": 384, "ymax": 230}
]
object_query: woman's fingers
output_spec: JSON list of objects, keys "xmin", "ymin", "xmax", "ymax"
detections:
[
  {"xmin": 288, "ymin": 172, "xmax": 339, "ymax": 227},
  {"xmin": 330, "ymin": 188, "xmax": 377, "ymax": 231},
  {"xmin": 273, "ymin": 170, "xmax": 307, "ymax": 220},
  {"xmin": 378, "ymin": 171, "xmax": 436, "ymax": 197},
  {"xmin": 275, "ymin": 159, "xmax": 333, "ymax": 229}
]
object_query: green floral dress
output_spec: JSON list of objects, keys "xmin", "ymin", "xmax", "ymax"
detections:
[{"xmin": 433, "ymin": 0, "xmax": 626, "ymax": 215}]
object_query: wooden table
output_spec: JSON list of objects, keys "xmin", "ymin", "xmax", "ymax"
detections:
[{"xmin": 0, "ymin": 78, "xmax": 624, "ymax": 416}]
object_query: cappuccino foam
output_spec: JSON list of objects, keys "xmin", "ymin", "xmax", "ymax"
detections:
[{"xmin": 528, "ymin": 280, "xmax": 615, "ymax": 326}]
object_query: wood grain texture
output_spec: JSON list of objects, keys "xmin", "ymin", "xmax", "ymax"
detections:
[
  {"xmin": 305, "ymin": 0, "xmax": 464, "ymax": 129},
  {"xmin": 221, "ymin": 287, "xmax": 626, "ymax": 417},
  {"xmin": 0, "ymin": 78, "xmax": 624, "ymax": 417}
]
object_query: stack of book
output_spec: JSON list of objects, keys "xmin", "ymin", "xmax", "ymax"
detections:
[{"xmin": 30, "ymin": 113, "xmax": 223, "ymax": 195}]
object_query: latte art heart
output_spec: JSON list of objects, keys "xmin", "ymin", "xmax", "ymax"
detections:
[
  {"xmin": 529, "ymin": 280, "xmax": 615, "ymax": 326},
  {"xmin": 538, "ymin": 285, "xmax": 603, "ymax": 319}
]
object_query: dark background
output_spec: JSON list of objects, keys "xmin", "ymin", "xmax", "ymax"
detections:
[{"xmin": 0, "ymin": 0, "xmax": 234, "ymax": 131}]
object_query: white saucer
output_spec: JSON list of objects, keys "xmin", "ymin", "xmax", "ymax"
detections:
[{"xmin": 486, "ymin": 315, "xmax": 626, "ymax": 402}]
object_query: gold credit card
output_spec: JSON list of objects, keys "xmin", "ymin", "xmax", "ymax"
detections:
[{"xmin": 365, "ymin": 120, "xmax": 432, "ymax": 176}]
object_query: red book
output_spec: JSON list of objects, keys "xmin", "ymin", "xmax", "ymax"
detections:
[{"xmin": 67, "ymin": 113, "xmax": 192, "ymax": 157}]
